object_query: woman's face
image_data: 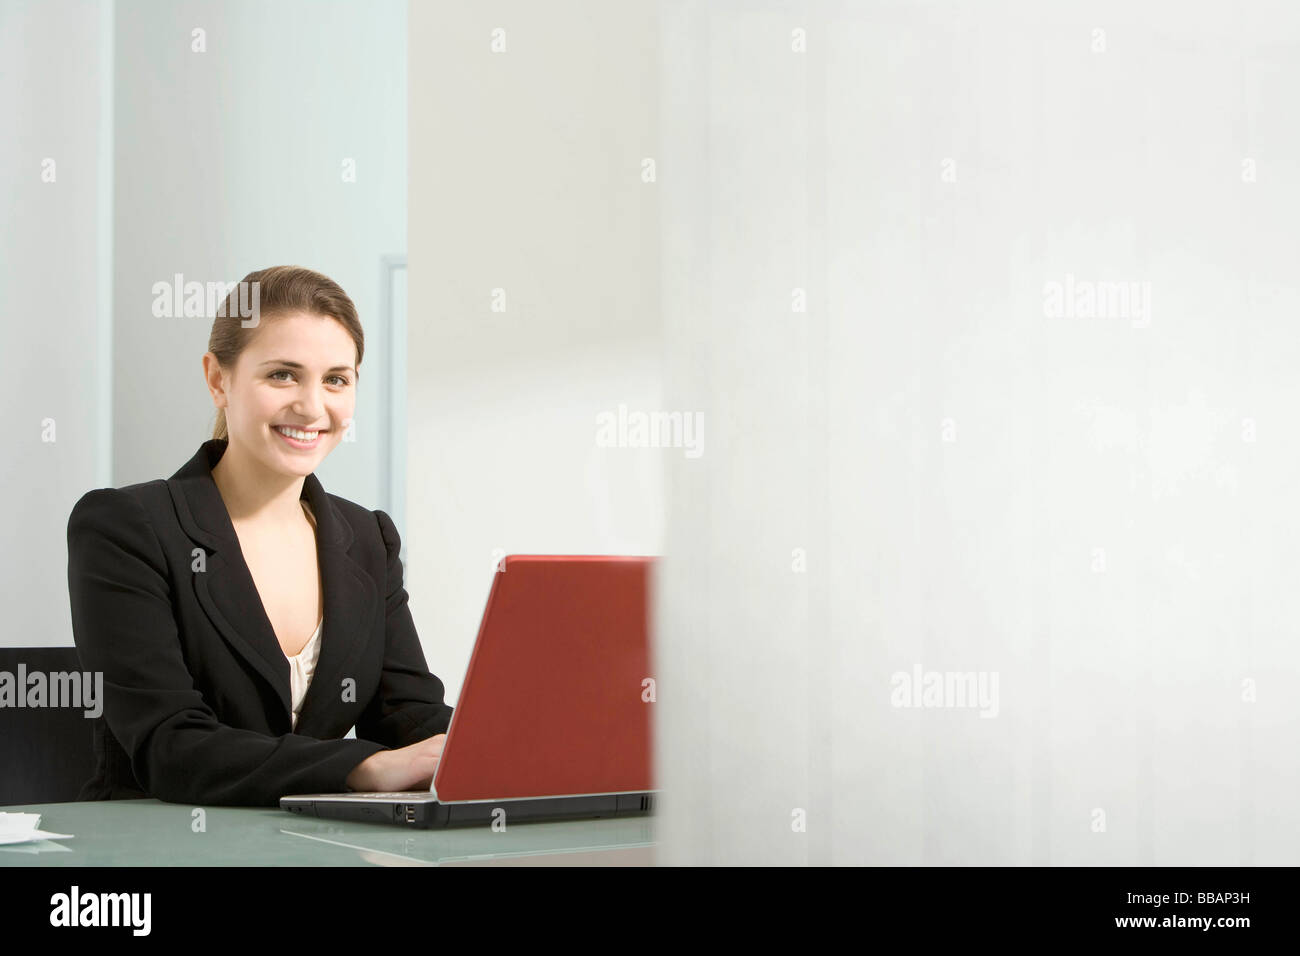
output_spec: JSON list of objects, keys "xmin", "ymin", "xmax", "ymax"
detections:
[{"xmin": 210, "ymin": 311, "xmax": 358, "ymax": 478}]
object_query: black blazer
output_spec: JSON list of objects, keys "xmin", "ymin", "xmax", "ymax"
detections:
[{"xmin": 66, "ymin": 438, "xmax": 454, "ymax": 807}]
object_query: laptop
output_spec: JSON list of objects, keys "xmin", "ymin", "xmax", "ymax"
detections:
[{"xmin": 280, "ymin": 555, "xmax": 658, "ymax": 829}]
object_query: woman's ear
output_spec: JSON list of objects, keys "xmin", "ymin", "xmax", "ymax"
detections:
[{"xmin": 201, "ymin": 352, "xmax": 228, "ymax": 408}]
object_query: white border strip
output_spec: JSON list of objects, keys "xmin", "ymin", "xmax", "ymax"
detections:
[
  {"xmin": 96, "ymin": 0, "xmax": 115, "ymax": 486},
  {"xmin": 380, "ymin": 255, "xmax": 407, "ymax": 565}
]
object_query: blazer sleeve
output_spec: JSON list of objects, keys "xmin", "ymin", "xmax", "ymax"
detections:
[
  {"xmin": 67, "ymin": 487, "xmax": 388, "ymax": 807},
  {"xmin": 354, "ymin": 509, "xmax": 455, "ymax": 747}
]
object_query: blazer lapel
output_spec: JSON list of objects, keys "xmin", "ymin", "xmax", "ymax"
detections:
[
  {"xmin": 294, "ymin": 472, "xmax": 377, "ymax": 737},
  {"xmin": 166, "ymin": 439, "xmax": 377, "ymax": 736}
]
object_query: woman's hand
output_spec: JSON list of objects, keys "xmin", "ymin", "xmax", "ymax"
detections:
[{"xmin": 346, "ymin": 733, "xmax": 447, "ymax": 792}]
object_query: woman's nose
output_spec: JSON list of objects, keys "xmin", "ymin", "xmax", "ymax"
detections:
[{"xmin": 292, "ymin": 387, "xmax": 326, "ymax": 419}]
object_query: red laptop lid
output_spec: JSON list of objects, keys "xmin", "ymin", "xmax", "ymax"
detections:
[{"xmin": 432, "ymin": 555, "xmax": 656, "ymax": 803}]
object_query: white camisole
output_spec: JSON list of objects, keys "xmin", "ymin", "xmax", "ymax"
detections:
[
  {"xmin": 288, "ymin": 617, "xmax": 323, "ymax": 730},
  {"xmin": 289, "ymin": 497, "xmax": 323, "ymax": 731}
]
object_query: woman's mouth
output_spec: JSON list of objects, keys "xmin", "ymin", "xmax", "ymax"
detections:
[{"xmin": 272, "ymin": 425, "xmax": 325, "ymax": 449}]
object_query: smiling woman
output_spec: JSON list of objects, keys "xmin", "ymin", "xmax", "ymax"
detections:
[
  {"xmin": 65, "ymin": 265, "xmax": 453, "ymax": 806},
  {"xmin": 206, "ymin": 265, "xmax": 364, "ymax": 447}
]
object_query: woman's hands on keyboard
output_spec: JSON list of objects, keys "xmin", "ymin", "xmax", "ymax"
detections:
[{"xmin": 345, "ymin": 733, "xmax": 447, "ymax": 792}]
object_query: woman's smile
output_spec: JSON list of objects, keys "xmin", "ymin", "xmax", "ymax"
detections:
[{"xmin": 272, "ymin": 424, "xmax": 325, "ymax": 449}]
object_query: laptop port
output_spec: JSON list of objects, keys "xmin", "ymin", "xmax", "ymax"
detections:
[{"xmin": 404, "ymin": 805, "xmax": 417, "ymax": 824}]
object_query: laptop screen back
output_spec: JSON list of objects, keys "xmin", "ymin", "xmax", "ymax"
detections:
[{"xmin": 432, "ymin": 555, "xmax": 656, "ymax": 803}]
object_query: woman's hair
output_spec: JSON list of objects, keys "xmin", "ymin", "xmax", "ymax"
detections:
[{"xmin": 207, "ymin": 265, "xmax": 364, "ymax": 441}]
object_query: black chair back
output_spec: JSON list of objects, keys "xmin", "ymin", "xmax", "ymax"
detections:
[{"xmin": 0, "ymin": 647, "xmax": 97, "ymax": 806}]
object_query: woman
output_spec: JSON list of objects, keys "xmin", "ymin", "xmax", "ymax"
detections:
[{"xmin": 66, "ymin": 265, "xmax": 451, "ymax": 807}]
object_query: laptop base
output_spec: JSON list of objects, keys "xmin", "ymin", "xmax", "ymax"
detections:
[{"xmin": 281, "ymin": 792, "xmax": 656, "ymax": 829}]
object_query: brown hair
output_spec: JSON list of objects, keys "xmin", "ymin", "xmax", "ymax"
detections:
[{"xmin": 207, "ymin": 266, "xmax": 364, "ymax": 441}]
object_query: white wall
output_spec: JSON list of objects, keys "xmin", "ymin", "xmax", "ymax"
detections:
[
  {"xmin": 407, "ymin": 1, "xmax": 665, "ymax": 704},
  {"xmin": 656, "ymin": 0, "xmax": 1300, "ymax": 864},
  {"xmin": 0, "ymin": 0, "xmax": 111, "ymax": 648}
]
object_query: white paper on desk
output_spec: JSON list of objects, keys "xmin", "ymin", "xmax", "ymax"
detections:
[
  {"xmin": 0, "ymin": 839, "xmax": 75, "ymax": 855},
  {"xmin": 0, "ymin": 829, "xmax": 76, "ymax": 845},
  {"xmin": 0, "ymin": 812, "xmax": 75, "ymax": 845}
]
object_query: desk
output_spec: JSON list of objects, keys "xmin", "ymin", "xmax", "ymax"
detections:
[{"xmin": 0, "ymin": 799, "xmax": 656, "ymax": 866}]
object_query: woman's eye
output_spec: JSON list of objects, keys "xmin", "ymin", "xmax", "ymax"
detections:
[{"xmin": 270, "ymin": 370, "xmax": 349, "ymax": 386}]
